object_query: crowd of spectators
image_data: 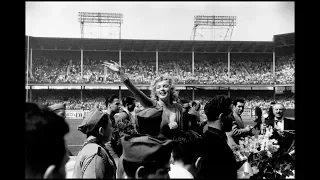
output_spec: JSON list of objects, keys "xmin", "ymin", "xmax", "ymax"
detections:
[
  {"xmin": 33, "ymin": 92, "xmax": 294, "ymax": 111},
  {"xmin": 27, "ymin": 54, "xmax": 294, "ymax": 85}
]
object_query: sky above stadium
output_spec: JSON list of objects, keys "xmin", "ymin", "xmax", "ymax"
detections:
[{"xmin": 26, "ymin": 1, "xmax": 294, "ymax": 41}]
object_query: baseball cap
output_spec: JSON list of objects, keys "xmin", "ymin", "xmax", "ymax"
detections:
[
  {"xmin": 136, "ymin": 106, "xmax": 163, "ymax": 136},
  {"xmin": 121, "ymin": 134, "xmax": 172, "ymax": 164},
  {"xmin": 77, "ymin": 108, "xmax": 106, "ymax": 134}
]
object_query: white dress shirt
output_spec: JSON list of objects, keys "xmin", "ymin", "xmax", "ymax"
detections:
[
  {"xmin": 169, "ymin": 163, "xmax": 194, "ymax": 179},
  {"xmin": 274, "ymin": 117, "xmax": 284, "ymax": 131}
]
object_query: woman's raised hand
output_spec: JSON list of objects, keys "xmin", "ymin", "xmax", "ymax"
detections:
[
  {"xmin": 103, "ymin": 60, "xmax": 121, "ymax": 73},
  {"xmin": 103, "ymin": 60, "xmax": 128, "ymax": 81}
]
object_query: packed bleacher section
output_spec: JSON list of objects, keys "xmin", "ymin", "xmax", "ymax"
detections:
[
  {"xmin": 275, "ymin": 55, "xmax": 295, "ymax": 84},
  {"xmin": 27, "ymin": 52, "xmax": 294, "ymax": 85}
]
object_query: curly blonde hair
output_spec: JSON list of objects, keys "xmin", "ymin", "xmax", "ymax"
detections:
[{"xmin": 149, "ymin": 75, "xmax": 178, "ymax": 104}]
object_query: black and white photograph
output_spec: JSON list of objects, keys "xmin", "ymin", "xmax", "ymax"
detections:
[{"xmin": 25, "ymin": 1, "xmax": 295, "ymax": 179}]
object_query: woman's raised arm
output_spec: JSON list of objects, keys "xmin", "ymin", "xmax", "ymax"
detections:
[{"xmin": 103, "ymin": 61, "xmax": 155, "ymax": 108}]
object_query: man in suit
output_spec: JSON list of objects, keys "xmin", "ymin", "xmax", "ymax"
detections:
[
  {"xmin": 228, "ymin": 99, "xmax": 253, "ymax": 145},
  {"xmin": 265, "ymin": 103, "xmax": 295, "ymax": 131},
  {"xmin": 264, "ymin": 103, "xmax": 295, "ymax": 154},
  {"xmin": 197, "ymin": 95, "xmax": 238, "ymax": 179},
  {"xmin": 180, "ymin": 99, "xmax": 199, "ymax": 132}
]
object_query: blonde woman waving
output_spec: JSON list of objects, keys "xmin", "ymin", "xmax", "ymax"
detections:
[{"xmin": 104, "ymin": 61, "xmax": 183, "ymax": 138}]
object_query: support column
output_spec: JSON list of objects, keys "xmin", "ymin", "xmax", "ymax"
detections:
[
  {"xmin": 30, "ymin": 86, "xmax": 32, "ymax": 102},
  {"xmin": 156, "ymin": 51, "xmax": 158, "ymax": 76},
  {"xmin": 119, "ymin": 50, "xmax": 122, "ymax": 66},
  {"xmin": 119, "ymin": 86, "xmax": 122, "ymax": 100},
  {"xmin": 228, "ymin": 87, "xmax": 231, "ymax": 98},
  {"xmin": 273, "ymin": 51, "xmax": 276, "ymax": 84},
  {"xmin": 81, "ymin": 86, "xmax": 86, "ymax": 105},
  {"xmin": 30, "ymin": 48, "xmax": 33, "ymax": 77},
  {"xmin": 192, "ymin": 88, "xmax": 195, "ymax": 101},
  {"xmin": 273, "ymin": 86, "xmax": 276, "ymax": 101},
  {"xmin": 81, "ymin": 86, "xmax": 83, "ymax": 103},
  {"xmin": 81, "ymin": 49, "xmax": 83, "ymax": 78},
  {"xmin": 228, "ymin": 52, "xmax": 230, "ymax": 79},
  {"xmin": 192, "ymin": 51, "xmax": 194, "ymax": 75}
]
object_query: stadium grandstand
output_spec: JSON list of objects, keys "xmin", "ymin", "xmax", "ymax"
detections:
[
  {"xmin": 25, "ymin": 33, "xmax": 294, "ymax": 155},
  {"xmin": 25, "ymin": 33, "xmax": 294, "ymax": 113}
]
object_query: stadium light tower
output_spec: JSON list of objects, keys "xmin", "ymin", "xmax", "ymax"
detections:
[
  {"xmin": 78, "ymin": 12, "xmax": 123, "ymax": 39},
  {"xmin": 191, "ymin": 15, "xmax": 236, "ymax": 41}
]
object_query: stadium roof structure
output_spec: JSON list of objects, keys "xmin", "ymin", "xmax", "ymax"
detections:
[
  {"xmin": 26, "ymin": 36, "xmax": 275, "ymax": 53},
  {"xmin": 274, "ymin": 32, "xmax": 294, "ymax": 47}
]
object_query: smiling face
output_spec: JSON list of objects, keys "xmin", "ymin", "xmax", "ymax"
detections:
[
  {"xmin": 155, "ymin": 80, "xmax": 171, "ymax": 102},
  {"xmin": 273, "ymin": 104, "xmax": 285, "ymax": 119},
  {"xmin": 234, "ymin": 102, "xmax": 245, "ymax": 116}
]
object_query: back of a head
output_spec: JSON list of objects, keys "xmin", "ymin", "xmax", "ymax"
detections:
[
  {"xmin": 122, "ymin": 96, "xmax": 136, "ymax": 107},
  {"xmin": 180, "ymin": 99, "xmax": 190, "ymax": 106},
  {"xmin": 25, "ymin": 102, "xmax": 69, "ymax": 177},
  {"xmin": 255, "ymin": 106, "xmax": 262, "ymax": 118},
  {"xmin": 121, "ymin": 134, "xmax": 172, "ymax": 178},
  {"xmin": 204, "ymin": 95, "xmax": 232, "ymax": 122},
  {"xmin": 105, "ymin": 94, "xmax": 119, "ymax": 106},
  {"xmin": 172, "ymin": 130, "xmax": 201, "ymax": 165},
  {"xmin": 268, "ymin": 106, "xmax": 275, "ymax": 119},
  {"xmin": 232, "ymin": 98, "xmax": 245, "ymax": 106}
]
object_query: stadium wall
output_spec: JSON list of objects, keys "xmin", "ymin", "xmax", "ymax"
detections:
[{"xmin": 65, "ymin": 108, "xmax": 296, "ymax": 120}]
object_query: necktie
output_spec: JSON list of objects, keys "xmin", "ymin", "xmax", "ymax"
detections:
[{"xmin": 275, "ymin": 119, "xmax": 283, "ymax": 124}]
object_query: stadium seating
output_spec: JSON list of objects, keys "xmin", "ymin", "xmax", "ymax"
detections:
[{"xmin": 27, "ymin": 54, "xmax": 294, "ymax": 85}]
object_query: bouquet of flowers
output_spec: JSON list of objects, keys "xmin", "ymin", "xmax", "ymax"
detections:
[
  {"xmin": 233, "ymin": 126, "xmax": 295, "ymax": 179},
  {"xmin": 233, "ymin": 127, "xmax": 280, "ymax": 178},
  {"xmin": 111, "ymin": 119, "xmax": 138, "ymax": 156}
]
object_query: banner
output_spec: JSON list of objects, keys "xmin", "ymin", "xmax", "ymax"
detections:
[
  {"xmin": 66, "ymin": 110, "xmax": 84, "ymax": 120},
  {"xmin": 67, "ymin": 110, "xmax": 108, "ymax": 120}
]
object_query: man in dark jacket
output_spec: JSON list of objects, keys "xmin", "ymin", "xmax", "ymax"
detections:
[
  {"xmin": 264, "ymin": 103, "xmax": 295, "ymax": 153},
  {"xmin": 265, "ymin": 103, "xmax": 295, "ymax": 131},
  {"xmin": 197, "ymin": 95, "xmax": 238, "ymax": 179},
  {"xmin": 229, "ymin": 99, "xmax": 253, "ymax": 144},
  {"xmin": 180, "ymin": 99, "xmax": 198, "ymax": 132}
]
